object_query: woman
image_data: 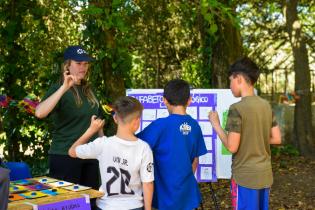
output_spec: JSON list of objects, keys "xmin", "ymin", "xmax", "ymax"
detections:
[{"xmin": 35, "ymin": 45, "xmax": 103, "ymax": 190}]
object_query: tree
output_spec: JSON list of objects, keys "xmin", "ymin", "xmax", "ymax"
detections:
[
  {"xmin": 81, "ymin": 1, "xmax": 132, "ymax": 101},
  {"xmin": 284, "ymin": 0, "xmax": 314, "ymax": 157},
  {"xmin": 129, "ymin": 1, "xmax": 204, "ymax": 88},
  {"xmin": 0, "ymin": 0, "xmax": 82, "ymax": 174},
  {"xmin": 210, "ymin": 0, "xmax": 243, "ymax": 88},
  {"xmin": 129, "ymin": 0, "xmax": 238, "ymax": 89}
]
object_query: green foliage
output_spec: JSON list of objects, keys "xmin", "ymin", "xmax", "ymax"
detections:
[
  {"xmin": 0, "ymin": 0, "xmax": 314, "ymax": 176},
  {"xmin": 237, "ymin": 2, "xmax": 315, "ymax": 94},
  {"xmin": 0, "ymin": 0, "xmax": 261, "ymax": 175},
  {"xmin": 271, "ymin": 144, "xmax": 300, "ymax": 156},
  {"xmin": 0, "ymin": 0, "xmax": 82, "ymax": 175},
  {"xmin": 0, "ymin": 104, "xmax": 50, "ymax": 176},
  {"xmin": 200, "ymin": 0, "xmax": 236, "ymax": 39},
  {"xmin": 81, "ymin": 1, "xmax": 133, "ymax": 95},
  {"xmin": 127, "ymin": 1, "xmax": 236, "ymax": 88},
  {"xmin": 181, "ymin": 59, "xmax": 207, "ymax": 88}
]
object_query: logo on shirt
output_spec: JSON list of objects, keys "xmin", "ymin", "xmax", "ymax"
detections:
[
  {"xmin": 179, "ymin": 122, "xmax": 191, "ymax": 135},
  {"xmin": 147, "ymin": 162, "xmax": 153, "ymax": 173}
]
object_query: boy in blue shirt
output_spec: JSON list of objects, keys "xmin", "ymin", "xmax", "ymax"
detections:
[{"xmin": 137, "ymin": 79, "xmax": 207, "ymax": 210}]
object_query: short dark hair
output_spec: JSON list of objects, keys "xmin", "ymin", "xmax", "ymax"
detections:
[
  {"xmin": 113, "ymin": 96, "xmax": 143, "ymax": 123},
  {"xmin": 229, "ymin": 57, "xmax": 260, "ymax": 85},
  {"xmin": 163, "ymin": 79, "xmax": 190, "ymax": 106}
]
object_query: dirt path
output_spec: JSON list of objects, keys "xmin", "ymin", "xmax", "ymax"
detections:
[
  {"xmin": 270, "ymin": 155, "xmax": 315, "ymax": 210},
  {"xmin": 198, "ymin": 155, "xmax": 315, "ymax": 210}
]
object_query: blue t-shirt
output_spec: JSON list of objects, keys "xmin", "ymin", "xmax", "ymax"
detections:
[{"xmin": 137, "ymin": 114, "xmax": 207, "ymax": 210}]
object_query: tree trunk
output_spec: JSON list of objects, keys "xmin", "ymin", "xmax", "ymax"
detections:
[
  {"xmin": 197, "ymin": 1, "xmax": 212, "ymax": 87},
  {"xmin": 102, "ymin": 53, "xmax": 126, "ymax": 101},
  {"xmin": 211, "ymin": 1, "xmax": 243, "ymax": 88},
  {"xmin": 271, "ymin": 71, "xmax": 274, "ymax": 102},
  {"xmin": 89, "ymin": 1, "xmax": 125, "ymax": 101},
  {"xmin": 102, "ymin": 27, "xmax": 125, "ymax": 100},
  {"xmin": 284, "ymin": 69, "xmax": 288, "ymax": 93},
  {"xmin": 284, "ymin": 0, "xmax": 314, "ymax": 157}
]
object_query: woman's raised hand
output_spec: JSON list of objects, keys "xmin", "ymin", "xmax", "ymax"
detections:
[{"xmin": 62, "ymin": 70, "xmax": 77, "ymax": 90}]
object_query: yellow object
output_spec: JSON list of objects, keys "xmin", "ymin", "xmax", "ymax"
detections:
[{"xmin": 102, "ymin": 104, "xmax": 114, "ymax": 115}]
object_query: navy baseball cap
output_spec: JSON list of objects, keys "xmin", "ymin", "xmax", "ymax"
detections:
[{"xmin": 63, "ymin": 45, "xmax": 93, "ymax": 62}]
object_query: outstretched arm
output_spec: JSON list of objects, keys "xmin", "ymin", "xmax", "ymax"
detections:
[
  {"xmin": 209, "ymin": 111, "xmax": 240, "ymax": 153},
  {"xmin": 35, "ymin": 71, "xmax": 77, "ymax": 118},
  {"xmin": 143, "ymin": 182, "xmax": 153, "ymax": 210},
  {"xmin": 68, "ymin": 115, "xmax": 105, "ymax": 158}
]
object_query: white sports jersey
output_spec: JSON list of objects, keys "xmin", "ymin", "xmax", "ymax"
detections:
[{"xmin": 76, "ymin": 136, "xmax": 154, "ymax": 210}]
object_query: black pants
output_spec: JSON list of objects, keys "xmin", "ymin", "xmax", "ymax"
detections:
[
  {"xmin": 0, "ymin": 167, "xmax": 10, "ymax": 210},
  {"xmin": 49, "ymin": 154, "xmax": 100, "ymax": 210},
  {"xmin": 48, "ymin": 154, "xmax": 100, "ymax": 189}
]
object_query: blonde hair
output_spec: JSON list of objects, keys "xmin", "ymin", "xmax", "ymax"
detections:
[{"xmin": 61, "ymin": 60, "xmax": 99, "ymax": 107}]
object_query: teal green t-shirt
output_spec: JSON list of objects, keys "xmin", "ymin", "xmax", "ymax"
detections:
[{"xmin": 43, "ymin": 83, "xmax": 103, "ymax": 155}]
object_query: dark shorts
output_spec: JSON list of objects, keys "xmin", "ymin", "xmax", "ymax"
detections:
[{"xmin": 231, "ymin": 179, "xmax": 270, "ymax": 210}]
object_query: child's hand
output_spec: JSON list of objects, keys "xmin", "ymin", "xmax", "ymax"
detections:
[
  {"xmin": 89, "ymin": 115, "xmax": 105, "ymax": 133},
  {"xmin": 208, "ymin": 111, "xmax": 220, "ymax": 127}
]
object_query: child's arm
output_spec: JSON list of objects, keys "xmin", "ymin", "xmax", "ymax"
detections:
[
  {"xmin": 139, "ymin": 144, "xmax": 154, "ymax": 210},
  {"xmin": 270, "ymin": 125, "xmax": 281, "ymax": 144},
  {"xmin": 142, "ymin": 182, "xmax": 154, "ymax": 210},
  {"xmin": 68, "ymin": 115, "xmax": 105, "ymax": 158},
  {"xmin": 192, "ymin": 158, "xmax": 198, "ymax": 173},
  {"xmin": 209, "ymin": 111, "xmax": 240, "ymax": 153}
]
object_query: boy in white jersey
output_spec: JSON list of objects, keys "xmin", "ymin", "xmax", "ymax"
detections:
[{"xmin": 69, "ymin": 96, "xmax": 154, "ymax": 210}]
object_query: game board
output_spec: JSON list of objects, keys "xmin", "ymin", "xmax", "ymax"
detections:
[
  {"xmin": 9, "ymin": 185, "xmax": 27, "ymax": 194},
  {"xmin": 8, "ymin": 194, "xmax": 25, "ymax": 202},
  {"xmin": 8, "ymin": 176, "xmax": 105, "ymax": 210},
  {"xmin": 11, "ymin": 179, "xmax": 37, "ymax": 185},
  {"xmin": 41, "ymin": 188, "xmax": 69, "ymax": 196},
  {"xmin": 48, "ymin": 180, "xmax": 73, "ymax": 187},
  {"xmin": 25, "ymin": 183, "xmax": 51, "ymax": 191},
  {"xmin": 20, "ymin": 191, "xmax": 48, "ymax": 199},
  {"xmin": 32, "ymin": 177, "xmax": 58, "ymax": 184},
  {"xmin": 8, "ymin": 175, "xmax": 100, "ymax": 210},
  {"xmin": 62, "ymin": 184, "xmax": 91, "ymax": 192}
]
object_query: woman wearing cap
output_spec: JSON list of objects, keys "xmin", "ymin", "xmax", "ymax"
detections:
[{"xmin": 35, "ymin": 45, "xmax": 103, "ymax": 191}]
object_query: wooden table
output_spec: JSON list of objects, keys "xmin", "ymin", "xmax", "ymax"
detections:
[{"xmin": 8, "ymin": 187, "xmax": 104, "ymax": 210}]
